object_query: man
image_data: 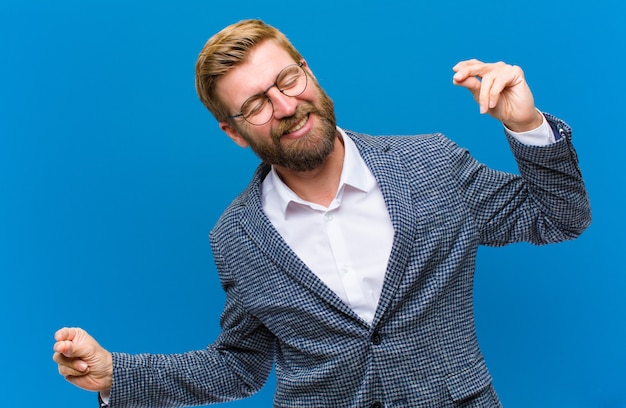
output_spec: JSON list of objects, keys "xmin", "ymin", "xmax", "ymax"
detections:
[{"xmin": 53, "ymin": 19, "xmax": 591, "ymax": 407}]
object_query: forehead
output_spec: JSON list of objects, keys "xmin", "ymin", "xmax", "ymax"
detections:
[{"xmin": 215, "ymin": 40, "xmax": 297, "ymax": 109}]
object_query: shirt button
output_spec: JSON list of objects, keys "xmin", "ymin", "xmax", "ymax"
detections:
[
  {"xmin": 325, "ymin": 213, "xmax": 333, "ymax": 221},
  {"xmin": 371, "ymin": 331, "xmax": 382, "ymax": 345}
]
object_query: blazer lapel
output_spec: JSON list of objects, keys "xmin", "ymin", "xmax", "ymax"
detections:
[
  {"xmin": 237, "ymin": 165, "xmax": 364, "ymax": 323},
  {"xmin": 350, "ymin": 133, "xmax": 419, "ymax": 326}
]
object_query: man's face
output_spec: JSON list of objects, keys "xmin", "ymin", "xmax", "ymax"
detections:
[{"xmin": 216, "ymin": 40, "xmax": 337, "ymax": 172}]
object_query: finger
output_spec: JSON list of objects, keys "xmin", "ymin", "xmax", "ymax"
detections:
[
  {"xmin": 486, "ymin": 75, "xmax": 509, "ymax": 111},
  {"xmin": 486, "ymin": 64, "xmax": 525, "ymax": 110},
  {"xmin": 53, "ymin": 352, "xmax": 90, "ymax": 372},
  {"xmin": 452, "ymin": 76, "xmax": 481, "ymax": 104},
  {"xmin": 54, "ymin": 339, "xmax": 76, "ymax": 357},
  {"xmin": 452, "ymin": 67, "xmax": 471, "ymax": 83},
  {"xmin": 54, "ymin": 327, "xmax": 94, "ymax": 359},
  {"xmin": 58, "ymin": 362, "xmax": 90, "ymax": 377},
  {"xmin": 452, "ymin": 59, "xmax": 486, "ymax": 82},
  {"xmin": 452, "ymin": 59, "xmax": 482, "ymax": 74},
  {"xmin": 478, "ymin": 74, "xmax": 497, "ymax": 114},
  {"xmin": 54, "ymin": 327, "xmax": 81, "ymax": 342},
  {"xmin": 453, "ymin": 62, "xmax": 490, "ymax": 110}
]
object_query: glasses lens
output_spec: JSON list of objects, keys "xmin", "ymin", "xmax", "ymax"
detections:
[
  {"xmin": 241, "ymin": 96, "xmax": 273, "ymax": 126},
  {"xmin": 238, "ymin": 63, "xmax": 308, "ymax": 126},
  {"xmin": 277, "ymin": 64, "xmax": 307, "ymax": 97}
]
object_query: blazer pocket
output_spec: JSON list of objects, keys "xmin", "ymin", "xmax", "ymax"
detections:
[{"xmin": 444, "ymin": 357, "xmax": 492, "ymax": 402}]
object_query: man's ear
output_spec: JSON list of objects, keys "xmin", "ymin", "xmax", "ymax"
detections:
[
  {"xmin": 301, "ymin": 58, "xmax": 316, "ymax": 81},
  {"xmin": 219, "ymin": 121, "xmax": 249, "ymax": 148}
]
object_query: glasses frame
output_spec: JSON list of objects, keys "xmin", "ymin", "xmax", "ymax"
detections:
[{"xmin": 228, "ymin": 62, "xmax": 308, "ymax": 126}]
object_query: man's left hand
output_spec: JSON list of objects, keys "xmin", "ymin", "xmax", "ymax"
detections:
[{"xmin": 452, "ymin": 59, "xmax": 543, "ymax": 132}]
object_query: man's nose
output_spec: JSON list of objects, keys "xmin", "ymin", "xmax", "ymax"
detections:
[{"xmin": 266, "ymin": 86, "xmax": 298, "ymax": 119}]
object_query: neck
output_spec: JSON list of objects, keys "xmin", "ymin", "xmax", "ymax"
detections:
[{"xmin": 273, "ymin": 132, "xmax": 345, "ymax": 207}]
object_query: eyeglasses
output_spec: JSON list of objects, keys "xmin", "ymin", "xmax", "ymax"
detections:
[{"xmin": 229, "ymin": 62, "xmax": 308, "ymax": 126}]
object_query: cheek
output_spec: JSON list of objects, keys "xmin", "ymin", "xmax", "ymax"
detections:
[
  {"xmin": 298, "ymin": 76, "xmax": 321, "ymax": 100},
  {"xmin": 307, "ymin": 84, "xmax": 322, "ymax": 101},
  {"xmin": 240, "ymin": 123, "xmax": 275, "ymax": 145}
]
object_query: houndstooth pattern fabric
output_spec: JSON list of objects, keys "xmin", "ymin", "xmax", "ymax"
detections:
[{"xmin": 108, "ymin": 114, "xmax": 591, "ymax": 407}]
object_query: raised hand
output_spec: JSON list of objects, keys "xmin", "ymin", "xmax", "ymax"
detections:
[
  {"xmin": 452, "ymin": 59, "xmax": 544, "ymax": 132},
  {"xmin": 52, "ymin": 327, "xmax": 113, "ymax": 392}
]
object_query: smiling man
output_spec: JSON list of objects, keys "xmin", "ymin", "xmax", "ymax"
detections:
[
  {"xmin": 217, "ymin": 44, "xmax": 338, "ymax": 174},
  {"xmin": 53, "ymin": 19, "xmax": 591, "ymax": 407}
]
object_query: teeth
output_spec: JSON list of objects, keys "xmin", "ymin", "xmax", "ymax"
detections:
[{"xmin": 285, "ymin": 115, "xmax": 308, "ymax": 134}]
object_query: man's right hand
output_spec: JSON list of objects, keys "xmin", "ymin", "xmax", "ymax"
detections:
[{"xmin": 53, "ymin": 327, "xmax": 113, "ymax": 392}]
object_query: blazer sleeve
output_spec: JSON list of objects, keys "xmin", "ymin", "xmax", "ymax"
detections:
[
  {"xmin": 448, "ymin": 113, "xmax": 591, "ymax": 246},
  {"xmin": 106, "ymin": 241, "xmax": 275, "ymax": 407}
]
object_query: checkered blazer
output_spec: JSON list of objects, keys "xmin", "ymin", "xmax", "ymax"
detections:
[{"xmin": 108, "ymin": 114, "xmax": 590, "ymax": 407}]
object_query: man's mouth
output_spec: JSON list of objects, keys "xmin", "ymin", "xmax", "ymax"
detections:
[{"xmin": 283, "ymin": 114, "xmax": 309, "ymax": 135}]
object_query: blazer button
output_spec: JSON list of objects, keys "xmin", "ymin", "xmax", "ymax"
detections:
[
  {"xmin": 370, "ymin": 402, "xmax": 383, "ymax": 408},
  {"xmin": 371, "ymin": 331, "xmax": 382, "ymax": 345}
]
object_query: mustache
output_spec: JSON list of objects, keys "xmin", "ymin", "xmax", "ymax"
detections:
[{"xmin": 271, "ymin": 103, "xmax": 319, "ymax": 140}]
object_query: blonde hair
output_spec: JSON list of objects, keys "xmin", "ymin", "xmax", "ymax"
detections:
[{"xmin": 195, "ymin": 19, "xmax": 303, "ymax": 122}]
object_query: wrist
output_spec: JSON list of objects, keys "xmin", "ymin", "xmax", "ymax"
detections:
[
  {"xmin": 105, "ymin": 351, "xmax": 113, "ymax": 388},
  {"xmin": 504, "ymin": 109, "xmax": 544, "ymax": 133}
]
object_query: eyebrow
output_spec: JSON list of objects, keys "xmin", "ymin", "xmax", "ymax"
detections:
[{"xmin": 236, "ymin": 62, "xmax": 301, "ymax": 107}]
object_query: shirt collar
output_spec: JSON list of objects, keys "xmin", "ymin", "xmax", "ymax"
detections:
[{"xmin": 265, "ymin": 127, "xmax": 374, "ymax": 216}]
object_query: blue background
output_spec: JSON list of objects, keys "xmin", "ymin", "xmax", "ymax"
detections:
[{"xmin": 1, "ymin": 1, "xmax": 624, "ymax": 406}]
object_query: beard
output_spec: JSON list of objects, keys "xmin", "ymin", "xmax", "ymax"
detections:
[{"xmin": 235, "ymin": 85, "xmax": 337, "ymax": 172}]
